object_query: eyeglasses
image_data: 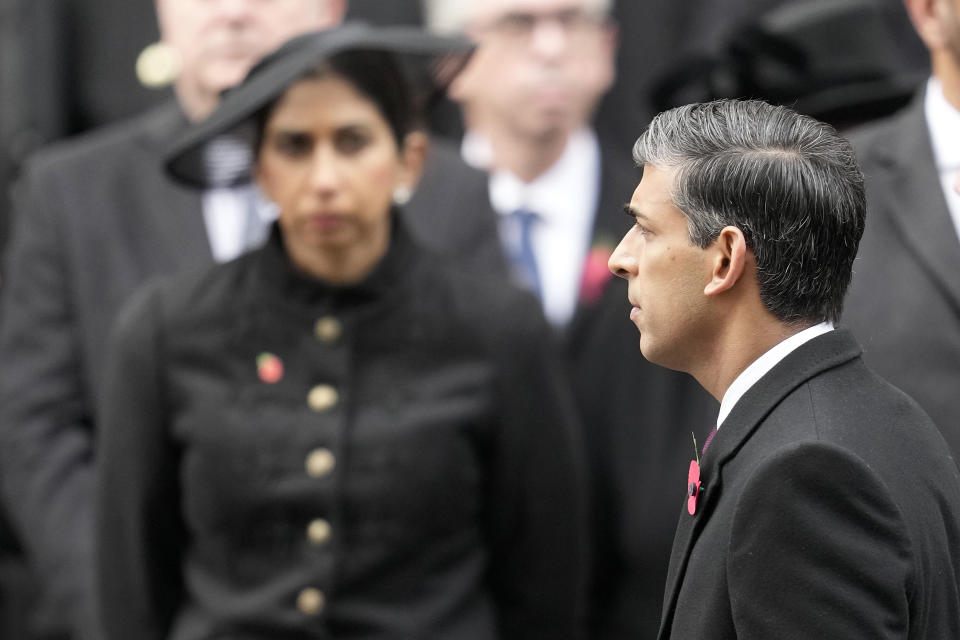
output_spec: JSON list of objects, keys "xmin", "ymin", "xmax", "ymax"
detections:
[{"xmin": 472, "ymin": 7, "xmax": 606, "ymax": 45}]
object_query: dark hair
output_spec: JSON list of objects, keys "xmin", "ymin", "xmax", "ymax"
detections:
[
  {"xmin": 632, "ymin": 99, "xmax": 865, "ymax": 325},
  {"xmin": 255, "ymin": 49, "xmax": 415, "ymax": 153}
]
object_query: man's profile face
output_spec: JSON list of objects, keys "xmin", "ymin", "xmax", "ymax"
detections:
[
  {"xmin": 156, "ymin": 0, "xmax": 339, "ymax": 116},
  {"xmin": 608, "ymin": 165, "xmax": 713, "ymax": 373},
  {"xmin": 448, "ymin": 0, "xmax": 616, "ymax": 142}
]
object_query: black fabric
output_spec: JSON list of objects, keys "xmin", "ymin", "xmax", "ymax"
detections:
[
  {"xmin": 658, "ymin": 330, "xmax": 960, "ymax": 639},
  {"xmin": 0, "ymin": 94, "xmax": 492, "ymax": 639},
  {"xmin": 97, "ymin": 215, "xmax": 588, "ymax": 640}
]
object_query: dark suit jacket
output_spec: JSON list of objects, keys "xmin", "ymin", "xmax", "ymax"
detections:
[
  {"xmin": 844, "ymin": 91, "xmax": 960, "ymax": 452},
  {"xmin": 0, "ymin": 101, "xmax": 486, "ymax": 639},
  {"xmin": 0, "ymin": 101, "xmax": 209, "ymax": 639},
  {"xmin": 659, "ymin": 329, "xmax": 960, "ymax": 639},
  {"xmin": 405, "ymin": 138, "xmax": 719, "ymax": 640}
]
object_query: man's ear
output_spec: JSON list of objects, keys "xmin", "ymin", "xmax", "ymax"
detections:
[
  {"xmin": 704, "ymin": 226, "xmax": 748, "ymax": 296},
  {"xmin": 904, "ymin": 0, "xmax": 950, "ymax": 51}
]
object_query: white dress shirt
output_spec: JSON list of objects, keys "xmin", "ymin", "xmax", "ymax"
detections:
[
  {"xmin": 202, "ymin": 186, "xmax": 277, "ymax": 263},
  {"xmin": 716, "ymin": 322, "xmax": 835, "ymax": 429},
  {"xmin": 463, "ymin": 128, "xmax": 601, "ymax": 327},
  {"xmin": 924, "ymin": 76, "xmax": 960, "ymax": 245}
]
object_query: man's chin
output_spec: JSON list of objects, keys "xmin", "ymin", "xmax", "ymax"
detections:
[{"xmin": 204, "ymin": 62, "xmax": 258, "ymax": 93}]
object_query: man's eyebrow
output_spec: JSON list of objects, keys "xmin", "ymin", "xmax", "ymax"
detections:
[{"xmin": 622, "ymin": 204, "xmax": 649, "ymax": 221}]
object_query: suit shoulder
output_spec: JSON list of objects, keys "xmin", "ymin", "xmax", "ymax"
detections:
[
  {"xmin": 417, "ymin": 252, "xmax": 548, "ymax": 341},
  {"xmin": 845, "ymin": 107, "xmax": 914, "ymax": 166},
  {"xmin": 25, "ymin": 102, "xmax": 183, "ymax": 177},
  {"xmin": 126, "ymin": 252, "xmax": 256, "ymax": 333}
]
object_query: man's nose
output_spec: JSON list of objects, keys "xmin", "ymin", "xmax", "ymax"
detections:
[
  {"xmin": 217, "ymin": 0, "xmax": 254, "ymax": 22},
  {"xmin": 528, "ymin": 17, "xmax": 569, "ymax": 59},
  {"xmin": 608, "ymin": 241, "xmax": 634, "ymax": 279}
]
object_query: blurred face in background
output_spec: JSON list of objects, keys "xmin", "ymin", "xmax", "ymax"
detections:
[
  {"xmin": 254, "ymin": 73, "xmax": 425, "ymax": 282},
  {"xmin": 448, "ymin": 0, "xmax": 616, "ymax": 143},
  {"xmin": 940, "ymin": 0, "xmax": 960, "ymax": 64},
  {"xmin": 155, "ymin": 0, "xmax": 345, "ymax": 119}
]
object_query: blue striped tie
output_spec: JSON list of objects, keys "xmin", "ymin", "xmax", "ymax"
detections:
[{"xmin": 507, "ymin": 208, "xmax": 542, "ymax": 300}]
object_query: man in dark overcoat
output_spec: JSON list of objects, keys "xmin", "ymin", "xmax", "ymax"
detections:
[{"xmin": 609, "ymin": 98, "xmax": 960, "ymax": 639}]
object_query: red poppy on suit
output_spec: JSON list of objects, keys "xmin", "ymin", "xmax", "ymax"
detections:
[
  {"xmin": 687, "ymin": 459, "xmax": 702, "ymax": 515},
  {"xmin": 257, "ymin": 352, "xmax": 284, "ymax": 384}
]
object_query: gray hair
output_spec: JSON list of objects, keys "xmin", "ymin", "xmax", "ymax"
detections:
[
  {"xmin": 421, "ymin": 0, "xmax": 613, "ymax": 34},
  {"xmin": 633, "ymin": 99, "xmax": 865, "ymax": 325}
]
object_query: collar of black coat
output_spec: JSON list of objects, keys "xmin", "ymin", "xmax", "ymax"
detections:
[
  {"xmin": 253, "ymin": 207, "xmax": 420, "ymax": 310},
  {"xmin": 700, "ymin": 328, "xmax": 862, "ymax": 477}
]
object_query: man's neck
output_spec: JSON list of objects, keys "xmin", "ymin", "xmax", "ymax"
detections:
[
  {"xmin": 693, "ymin": 310, "xmax": 805, "ymax": 403},
  {"xmin": 174, "ymin": 83, "xmax": 219, "ymax": 123},
  {"xmin": 933, "ymin": 50, "xmax": 960, "ymax": 113},
  {"xmin": 483, "ymin": 127, "xmax": 572, "ymax": 183}
]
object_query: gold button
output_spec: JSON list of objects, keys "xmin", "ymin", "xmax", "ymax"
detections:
[
  {"xmin": 296, "ymin": 587, "xmax": 325, "ymax": 615},
  {"xmin": 314, "ymin": 316, "xmax": 342, "ymax": 343},
  {"xmin": 307, "ymin": 518, "xmax": 332, "ymax": 546},
  {"xmin": 307, "ymin": 384, "xmax": 339, "ymax": 412},
  {"xmin": 305, "ymin": 448, "xmax": 336, "ymax": 478}
]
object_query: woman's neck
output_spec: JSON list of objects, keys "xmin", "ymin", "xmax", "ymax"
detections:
[{"xmin": 283, "ymin": 221, "xmax": 391, "ymax": 286}]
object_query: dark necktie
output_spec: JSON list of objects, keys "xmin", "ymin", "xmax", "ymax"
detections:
[
  {"xmin": 701, "ymin": 426, "xmax": 717, "ymax": 456},
  {"xmin": 506, "ymin": 208, "xmax": 543, "ymax": 300}
]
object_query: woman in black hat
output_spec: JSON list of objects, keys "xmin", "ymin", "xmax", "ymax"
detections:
[{"xmin": 96, "ymin": 24, "xmax": 586, "ymax": 640}]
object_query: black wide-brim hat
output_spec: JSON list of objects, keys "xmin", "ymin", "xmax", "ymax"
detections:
[{"xmin": 165, "ymin": 22, "xmax": 473, "ymax": 187}]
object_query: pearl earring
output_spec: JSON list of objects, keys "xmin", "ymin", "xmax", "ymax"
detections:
[{"xmin": 392, "ymin": 185, "xmax": 413, "ymax": 206}]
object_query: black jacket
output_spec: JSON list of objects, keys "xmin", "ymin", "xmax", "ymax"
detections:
[
  {"xmin": 97, "ymin": 216, "xmax": 588, "ymax": 640},
  {"xmin": 659, "ymin": 330, "xmax": 960, "ymax": 639}
]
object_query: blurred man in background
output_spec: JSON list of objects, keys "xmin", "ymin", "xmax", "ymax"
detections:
[
  {"xmin": 415, "ymin": 2, "xmax": 718, "ymax": 637},
  {"xmin": 0, "ymin": 1, "xmax": 345, "ymax": 637},
  {"xmin": 844, "ymin": 0, "xmax": 960, "ymax": 454}
]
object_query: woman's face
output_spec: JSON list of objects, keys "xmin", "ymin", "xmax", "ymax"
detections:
[{"xmin": 255, "ymin": 73, "xmax": 423, "ymax": 271}]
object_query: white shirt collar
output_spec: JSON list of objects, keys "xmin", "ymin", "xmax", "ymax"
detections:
[
  {"xmin": 460, "ymin": 128, "xmax": 601, "ymax": 327},
  {"xmin": 925, "ymin": 77, "xmax": 960, "ymax": 172},
  {"xmin": 484, "ymin": 127, "xmax": 599, "ymax": 226},
  {"xmin": 461, "ymin": 129, "xmax": 495, "ymax": 170},
  {"xmin": 716, "ymin": 322, "xmax": 835, "ymax": 429},
  {"xmin": 923, "ymin": 77, "xmax": 960, "ymax": 244}
]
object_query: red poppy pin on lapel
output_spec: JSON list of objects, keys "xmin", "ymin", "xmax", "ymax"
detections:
[
  {"xmin": 688, "ymin": 432, "xmax": 703, "ymax": 515},
  {"xmin": 257, "ymin": 352, "xmax": 284, "ymax": 384},
  {"xmin": 687, "ymin": 460, "xmax": 702, "ymax": 515}
]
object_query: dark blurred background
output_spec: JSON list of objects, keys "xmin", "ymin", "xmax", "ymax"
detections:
[{"xmin": 0, "ymin": 0, "xmax": 928, "ymax": 259}]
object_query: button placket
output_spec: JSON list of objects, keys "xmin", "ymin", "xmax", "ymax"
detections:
[{"xmin": 298, "ymin": 313, "xmax": 347, "ymax": 621}]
